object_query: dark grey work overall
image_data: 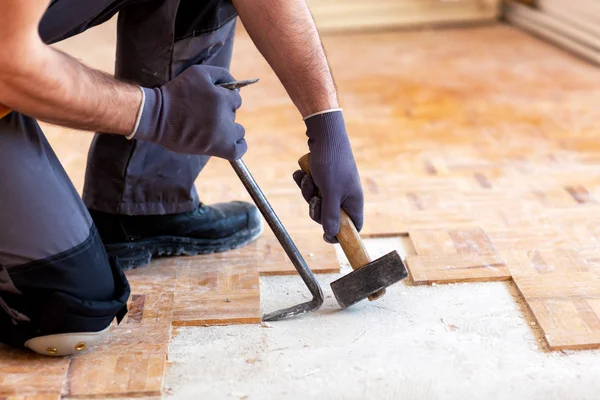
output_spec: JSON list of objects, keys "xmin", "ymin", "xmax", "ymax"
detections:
[{"xmin": 0, "ymin": 0, "xmax": 237, "ymax": 348}]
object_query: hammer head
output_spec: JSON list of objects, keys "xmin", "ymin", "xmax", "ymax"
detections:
[{"xmin": 330, "ymin": 250, "xmax": 408, "ymax": 309}]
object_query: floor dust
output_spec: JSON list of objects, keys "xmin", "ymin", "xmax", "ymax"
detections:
[{"xmin": 165, "ymin": 238, "xmax": 600, "ymax": 400}]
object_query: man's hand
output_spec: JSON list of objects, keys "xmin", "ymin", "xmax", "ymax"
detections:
[
  {"xmin": 133, "ymin": 65, "xmax": 246, "ymax": 160},
  {"xmin": 293, "ymin": 111, "xmax": 364, "ymax": 242}
]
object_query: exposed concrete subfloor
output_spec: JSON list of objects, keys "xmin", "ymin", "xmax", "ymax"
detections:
[{"xmin": 165, "ymin": 239, "xmax": 600, "ymax": 400}]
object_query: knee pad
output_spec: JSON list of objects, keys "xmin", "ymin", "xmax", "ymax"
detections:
[
  {"xmin": 24, "ymin": 258, "xmax": 129, "ymax": 356},
  {"xmin": 25, "ymin": 325, "xmax": 112, "ymax": 356},
  {"xmin": 1, "ymin": 228, "xmax": 130, "ymax": 356}
]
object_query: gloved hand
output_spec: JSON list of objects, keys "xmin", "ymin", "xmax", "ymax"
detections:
[
  {"xmin": 132, "ymin": 65, "xmax": 246, "ymax": 160},
  {"xmin": 292, "ymin": 110, "xmax": 364, "ymax": 243}
]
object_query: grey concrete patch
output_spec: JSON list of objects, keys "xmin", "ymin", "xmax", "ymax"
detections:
[{"xmin": 165, "ymin": 238, "xmax": 600, "ymax": 400}]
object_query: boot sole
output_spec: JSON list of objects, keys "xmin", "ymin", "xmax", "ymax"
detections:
[{"xmin": 105, "ymin": 222, "xmax": 264, "ymax": 270}]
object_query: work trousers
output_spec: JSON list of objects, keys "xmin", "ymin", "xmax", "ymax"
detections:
[{"xmin": 0, "ymin": 0, "xmax": 237, "ymax": 348}]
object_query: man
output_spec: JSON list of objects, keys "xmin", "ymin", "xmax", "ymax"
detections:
[{"xmin": 0, "ymin": 0, "xmax": 364, "ymax": 356}]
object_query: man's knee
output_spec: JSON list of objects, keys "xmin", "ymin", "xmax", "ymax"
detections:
[
  {"xmin": 0, "ymin": 228, "xmax": 130, "ymax": 356},
  {"xmin": 23, "ymin": 277, "xmax": 128, "ymax": 356}
]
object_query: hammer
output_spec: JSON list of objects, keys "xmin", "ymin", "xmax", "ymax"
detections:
[{"xmin": 299, "ymin": 154, "xmax": 408, "ymax": 309}]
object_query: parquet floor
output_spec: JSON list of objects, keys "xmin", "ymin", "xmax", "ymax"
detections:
[{"xmin": 3, "ymin": 19, "xmax": 600, "ymax": 399}]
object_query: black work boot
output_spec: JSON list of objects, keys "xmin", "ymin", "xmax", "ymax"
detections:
[{"xmin": 89, "ymin": 202, "xmax": 263, "ymax": 270}]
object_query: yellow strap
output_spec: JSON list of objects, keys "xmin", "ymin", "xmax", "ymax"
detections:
[{"xmin": 0, "ymin": 104, "xmax": 11, "ymax": 120}]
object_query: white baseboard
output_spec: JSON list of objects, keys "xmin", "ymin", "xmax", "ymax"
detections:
[{"xmin": 307, "ymin": 0, "xmax": 501, "ymax": 33}]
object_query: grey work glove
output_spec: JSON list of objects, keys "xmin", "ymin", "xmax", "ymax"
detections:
[
  {"xmin": 133, "ymin": 65, "xmax": 246, "ymax": 160},
  {"xmin": 293, "ymin": 110, "xmax": 364, "ymax": 243}
]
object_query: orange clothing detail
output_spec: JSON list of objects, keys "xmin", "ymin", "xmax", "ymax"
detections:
[{"xmin": 0, "ymin": 104, "xmax": 10, "ymax": 120}]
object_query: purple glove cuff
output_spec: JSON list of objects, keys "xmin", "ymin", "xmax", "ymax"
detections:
[
  {"xmin": 134, "ymin": 87, "xmax": 160, "ymax": 142},
  {"xmin": 305, "ymin": 110, "xmax": 353, "ymax": 164}
]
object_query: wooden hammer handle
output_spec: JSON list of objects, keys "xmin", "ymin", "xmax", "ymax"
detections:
[{"xmin": 298, "ymin": 154, "xmax": 385, "ymax": 301}]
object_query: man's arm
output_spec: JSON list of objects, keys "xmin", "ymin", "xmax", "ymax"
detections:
[
  {"xmin": 231, "ymin": 0, "xmax": 338, "ymax": 117},
  {"xmin": 0, "ymin": 0, "xmax": 140, "ymax": 134},
  {"xmin": 0, "ymin": 1, "xmax": 248, "ymax": 160},
  {"xmin": 233, "ymin": 0, "xmax": 365, "ymax": 241}
]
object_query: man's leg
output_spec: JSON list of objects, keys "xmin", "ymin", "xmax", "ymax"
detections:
[
  {"xmin": 0, "ymin": 113, "xmax": 129, "ymax": 355},
  {"xmin": 0, "ymin": 0, "xmax": 138, "ymax": 354},
  {"xmin": 82, "ymin": 0, "xmax": 262, "ymax": 269}
]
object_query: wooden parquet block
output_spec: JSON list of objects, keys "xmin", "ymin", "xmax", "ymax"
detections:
[
  {"xmin": 62, "ymin": 354, "xmax": 166, "ymax": 399},
  {"xmin": 546, "ymin": 207, "xmax": 600, "ymax": 247},
  {"xmin": 89, "ymin": 321, "xmax": 172, "ymax": 356},
  {"xmin": 170, "ymin": 244, "xmax": 261, "ymax": 326},
  {"xmin": 396, "ymin": 208, "xmax": 475, "ymax": 233},
  {"xmin": 124, "ymin": 266, "xmax": 177, "ymax": 325},
  {"xmin": 408, "ymin": 229, "xmax": 459, "ymax": 256},
  {"xmin": 409, "ymin": 227, "xmax": 496, "ymax": 255},
  {"xmin": 506, "ymin": 249, "xmax": 600, "ymax": 350},
  {"xmin": 363, "ymin": 201, "xmax": 411, "ymax": 236},
  {"xmin": 172, "ymin": 293, "xmax": 260, "ymax": 326},
  {"xmin": 533, "ymin": 185, "xmax": 583, "ymax": 208},
  {"xmin": 486, "ymin": 228, "xmax": 571, "ymax": 251},
  {"xmin": 386, "ymin": 186, "xmax": 475, "ymax": 233},
  {"xmin": 463, "ymin": 190, "xmax": 550, "ymax": 230},
  {"xmin": 126, "ymin": 265, "xmax": 177, "ymax": 294},
  {"xmin": 406, "ymin": 253, "xmax": 510, "ymax": 285},
  {"xmin": 0, "ymin": 347, "xmax": 69, "ymax": 399},
  {"xmin": 406, "ymin": 227, "xmax": 511, "ymax": 284}
]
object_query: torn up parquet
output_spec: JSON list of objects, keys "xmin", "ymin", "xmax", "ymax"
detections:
[
  {"xmin": 1, "ymin": 228, "xmax": 336, "ymax": 399},
  {"xmin": 55, "ymin": 229, "xmax": 335, "ymax": 398}
]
